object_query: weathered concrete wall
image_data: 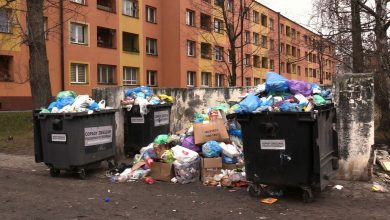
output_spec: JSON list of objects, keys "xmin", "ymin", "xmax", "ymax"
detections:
[
  {"xmin": 93, "ymin": 87, "xmax": 251, "ymax": 158},
  {"xmin": 334, "ymin": 73, "xmax": 375, "ymax": 181}
]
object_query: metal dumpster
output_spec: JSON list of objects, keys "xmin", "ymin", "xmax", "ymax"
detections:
[
  {"xmin": 124, "ymin": 104, "xmax": 172, "ymax": 155},
  {"xmin": 33, "ymin": 109, "xmax": 117, "ymax": 179},
  {"xmin": 237, "ymin": 104, "xmax": 338, "ymax": 202}
]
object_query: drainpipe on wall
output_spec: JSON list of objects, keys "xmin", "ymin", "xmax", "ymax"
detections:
[
  {"xmin": 240, "ymin": 0, "xmax": 244, "ymax": 86},
  {"xmin": 277, "ymin": 12, "xmax": 281, "ymax": 73},
  {"xmin": 60, "ymin": 0, "xmax": 65, "ymax": 91}
]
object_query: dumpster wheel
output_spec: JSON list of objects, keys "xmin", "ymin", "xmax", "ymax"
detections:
[
  {"xmin": 248, "ymin": 183, "xmax": 263, "ymax": 197},
  {"xmin": 49, "ymin": 167, "xmax": 60, "ymax": 177},
  {"xmin": 302, "ymin": 187, "xmax": 314, "ymax": 203},
  {"xmin": 78, "ymin": 169, "xmax": 86, "ymax": 180}
]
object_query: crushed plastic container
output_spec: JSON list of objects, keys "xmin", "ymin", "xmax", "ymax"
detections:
[{"xmin": 33, "ymin": 109, "xmax": 117, "ymax": 179}]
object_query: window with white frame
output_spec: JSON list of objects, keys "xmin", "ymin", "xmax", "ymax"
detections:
[
  {"xmin": 70, "ymin": 63, "xmax": 88, "ymax": 84},
  {"xmin": 71, "ymin": 0, "xmax": 86, "ymax": 5},
  {"xmin": 146, "ymin": 6, "xmax": 156, "ymax": 23},
  {"xmin": 245, "ymin": 77, "xmax": 251, "ymax": 86},
  {"xmin": 147, "ymin": 70, "xmax": 157, "ymax": 86},
  {"xmin": 97, "ymin": 64, "xmax": 115, "ymax": 84},
  {"xmin": 252, "ymin": 10, "xmax": 259, "ymax": 23},
  {"xmin": 187, "ymin": 71, "xmax": 196, "ymax": 86},
  {"xmin": 123, "ymin": 0, "xmax": 138, "ymax": 17},
  {"xmin": 244, "ymin": 54, "xmax": 251, "ymax": 66},
  {"xmin": 201, "ymin": 72, "xmax": 211, "ymax": 87},
  {"xmin": 146, "ymin": 38, "xmax": 157, "ymax": 55},
  {"xmin": 186, "ymin": 9, "xmax": 195, "ymax": 26},
  {"xmin": 261, "ymin": 35, "xmax": 267, "ymax": 48},
  {"xmin": 244, "ymin": 31, "xmax": 250, "ymax": 44},
  {"xmin": 123, "ymin": 67, "xmax": 138, "ymax": 85},
  {"xmin": 0, "ymin": 9, "xmax": 11, "ymax": 33},
  {"xmin": 187, "ymin": 40, "xmax": 196, "ymax": 57},
  {"xmin": 214, "ymin": 18, "xmax": 223, "ymax": 33},
  {"xmin": 227, "ymin": 0, "xmax": 233, "ymax": 11},
  {"xmin": 269, "ymin": 18, "xmax": 274, "ymax": 30},
  {"xmin": 215, "ymin": 46, "xmax": 224, "ymax": 61},
  {"xmin": 70, "ymin": 22, "xmax": 88, "ymax": 45},
  {"xmin": 253, "ymin": 32, "xmax": 259, "ymax": 45},
  {"xmin": 215, "ymin": 74, "xmax": 224, "ymax": 87}
]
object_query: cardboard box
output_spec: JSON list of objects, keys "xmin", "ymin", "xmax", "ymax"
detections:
[
  {"xmin": 193, "ymin": 119, "xmax": 229, "ymax": 145},
  {"xmin": 222, "ymin": 163, "xmax": 244, "ymax": 170},
  {"xmin": 150, "ymin": 162, "xmax": 174, "ymax": 182},
  {"xmin": 201, "ymin": 157, "xmax": 222, "ymax": 182}
]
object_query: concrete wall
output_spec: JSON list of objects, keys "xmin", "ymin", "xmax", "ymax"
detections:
[
  {"xmin": 93, "ymin": 86, "xmax": 251, "ymax": 157},
  {"xmin": 334, "ymin": 73, "xmax": 375, "ymax": 181}
]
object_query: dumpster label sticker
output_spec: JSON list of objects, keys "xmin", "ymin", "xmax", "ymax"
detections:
[
  {"xmin": 154, "ymin": 110, "xmax": 169, "ymax": 127},
  {"xmin": 84, "ymin": 126, "xmax": 113, "ymax": 147},
  {"xmin": 260, "ymin": 140, "xmax": 286, "ymax": 150},
  {"xmin": 50, "ymin": 133, "xmax": 67, "ymax": 143},
  {"xmin": 131, "ymin": 117, "xmax": 145, "ymax": 124}
]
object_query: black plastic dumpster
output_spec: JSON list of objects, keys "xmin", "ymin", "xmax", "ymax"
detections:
[
  {"xmin": 237, "ymin": 104, "xmax": 338, "ymax": 202},
  {"xmin": 124, "ymin": 104, "xmax": 172, "ymax": 155},
  {"xmin": 33, "ymin": 109, "xmax": 117, "ymax": 179}
]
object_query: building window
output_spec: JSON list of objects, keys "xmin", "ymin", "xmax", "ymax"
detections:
[
  {"xmin": 261, "ymin": 57, "xmax": 268, "ymax": 69},
  {"xmin": 0, "ymin": 55, "xmax": 12, "ymax": 81},
  {"xmin": 123, "ymin": 67, "xmax": 138, "ymax": 85},
  {"xmin": 214, "ymin": 18, "xmax": 223, "ymax": 33},
  {"xmin": 313, "ymin": 69, "xmax": 317, "ymax": 78},
  {"xmin": 227, "ymin": 0, "xmax": 233, "ymax": 11},
  {"xmin": 269, "ymin": 18, "xmax": 274, "ymax": 30},
  {"xmin": 187, "ymin": 40, "xmax": 196, "ymax": 57},
  {"xmin": 70, "ymin": 63, "xmax": 88, "ymax": 84},
  {"xmin": 269, "ymin": 39, "xmax": 274, "ymax": 51},
  {"xmin": 243, "ymin": 7, "xmax": 249, "ymax": 19},
  {"xmin": 253, "ymin": 32, "xmax": 259, "ymax": 45},
  {"xmin": 292, "ymin": 64, "xmax": 296, "ymax": 74},
  {"xmin": 286, "ymin": 44, "xmax": 291, "ymax": 55},
  {"xmin": 123, "ymin": 32, "xmax": 139, "ymax": 53},
  {"xmin": 270, "ymin": 59, "xmax": 274, "ymax": 70},
  {"xmin": 71, "ymin": 0, "xmax": 86, "ymax": 5},
  {"xmin": 0, "ymin": 9, "xmax": 11, "ymax": 33},
  {"xmin": 200, "ymin": 13, "xmax": 211, "ymax": 31},
  {"xmin": 146, "ymin": 6, "xmax": 156, "ymax": 23},
  {"xmin": 244, "ymin": 31, "xmax": 250, "ymax": 44},
  {"xmin": 228, "ymin": 50, "xmax": 232, "ymax": 63},
  {"xmin": 123, "ymin": 0, "xmax": 138, "ymax": 17},
  {"xmin": 286, "ymin": 26, "xmax": 291, "ymax": 37},
  {"xmin": 147, "ymin": 70, "xmax": 157, "ymax": 86},
  {"xmin": 292, "ymin": 46, "xmax": 297, "ymax": 57},
  {"xmin": 261, "ymin": 35, "xmax": 267, "ymax": 48},
  {"xmin": 252, "ymin": 10, "xmax": 259, "ymax": 23},
  {"xmin": 97, "ymin": 27, "xmax": 116, "ymax": 48},
  {"xmin": 146, "ymin": 38, "xmax": 157, "ymax": 55},
  {"xmin": 97, "ymin": 64, "xmax": 116, "ymax": 84},
  {"xmin": 201, "ymin": 42, "xmax": 212, "ymax": 59},
  {"xmin": 215, "ymin": 0, "xmax": 223, "ymax": 7},
  {"xmin": 245, "ymin": 77, "xmax": 251, "ymax": 86},
  {"xmin": 254, "ymin": 77, "xmax": 260, "ymax": 85},
  {"xmin": 215, "ymin": 74, "xmax": 224, "ymax": 87},
  {"xmin": 280, "ymin": 24, "xmax": 284, "ymax": 35},
  {"xmin": 214, "ymin": 46, "xmax": 224, "ymax": 61},
  {"xmin": 253, "ymin": 55, "xmax": 260, "ymax": 68},
  {"xmin": 201, "ymin": 72, "xmax": 211, "ymax": 87},
  {"xmin": 244, "ymin": 54, "xmax": 251, "ymax": 66},
  {"xmin": 281, "ymin": 62, "xmax": 285, "ymax": 72},
  {"xmin": 280, "ymin": 43, "xmax": 285, "ymax": 54},
  {"xmin": 70, "ymin": 22, "xmax": 88, "ymax": 45},
  {"xmin": 97, "ymin": 0, "xmax": 116, "ymax": 12},
  {"xmin": 187, "ymin": 71, "xmax": 196, "ymax": 86},
  {"xmin": 261, "ymin": 14, "xmax": 267, "ymax": 27},
  {"xmin": 186, "ymin": 9, "xmax": 195, "ymax": 26},
  {"xmin": 292, "ymin": 28, "xmax": 296, "ymax": 39}
]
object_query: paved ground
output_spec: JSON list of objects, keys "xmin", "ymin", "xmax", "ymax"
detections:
[{"xmin": 0, "ymin": 153, "xmax": 390, "ymax": 219}]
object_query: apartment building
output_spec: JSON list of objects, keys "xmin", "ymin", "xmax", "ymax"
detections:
[{"xmin": 0, "ymin": 0, "xmax": 336, "ymax": 110}]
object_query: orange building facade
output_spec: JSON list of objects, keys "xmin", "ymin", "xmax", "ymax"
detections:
[{"xmin": 0, "ymin": 0, "xmax": 336, "ymax": 110}]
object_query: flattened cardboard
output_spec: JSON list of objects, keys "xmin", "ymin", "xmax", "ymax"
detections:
[
  {"xmin": 201, "ymin": 157, "xmax": 222, "ymax": 182},
  {"xmin": 150, "ymin": 162, "xmax": 174, "ymax": 182},
  {"xmin": 193, "ymin": 119, "xmax": 229, "ymax": 145}
]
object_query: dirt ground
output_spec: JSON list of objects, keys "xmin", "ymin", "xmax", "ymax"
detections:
[{"xmin": 0, "ymin": 153, "xmax": 389, "ymax": 220}]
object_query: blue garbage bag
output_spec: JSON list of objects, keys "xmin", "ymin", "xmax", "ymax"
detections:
[
  {"xmin": 239, "ymin": 94, "xmax": 262, "ymax": 113},
  {"xmin": 87, "ymin": 101, "xmax": 99, "ymax": 110},
  {"xmin": 279, "ymin": 101, "xmax": 300, "ymax": 112},
  {"xmin": 125, "ymin": 87, "xmax": 143, "ymax": 97},
  {"xmin": 265, "ymin": 72, "xmax": 289, "ymax": 93},
  {"xmin": 141, "ymin": 86, "xmax": 153, "ymax": 97},
  {"xmin": 229, "ymin": 128, "xmax": 242, "ymax": 138},
  {"xmin": 222, "ymin": 154, "xmax": 238, "ymax": 164},
  {"xmin": 202, "ymin": 141, "xmax": 222, "ymax": 158},
  {"xmin": 136, "ymin": 92, "xmax": 146, "ymax": 98}
]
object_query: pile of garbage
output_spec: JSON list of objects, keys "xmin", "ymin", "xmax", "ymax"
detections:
[
  {"xmin": 40, "ymin": 91, "xmax": 110, "ymax": 114},
  {"xmin": 230, "ymin": 72, "xmax": 332, "ymax": 114},
  {"xmin": 121, "ymin": 86, "xmax": 173, "ymax": 115}
]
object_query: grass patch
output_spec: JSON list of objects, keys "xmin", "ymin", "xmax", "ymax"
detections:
[{"xmin": 0, "ymin": 111, "xmax": 34, "ymax": 155}]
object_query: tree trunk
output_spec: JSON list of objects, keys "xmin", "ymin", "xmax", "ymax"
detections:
[
  {"xmin": 374, "ymin": 0, "xmax": 390, "ymax": 143},
  {"xmin": 27, "ymin": 0, "xmax": 52, "ymax": 109},
  {"xmin": 351, "ymin": 0, "xmax": 365, "ymax": 72},
  {"xmin": 230, "ymin": 42, "xmax": 237, "ymax": 86}
]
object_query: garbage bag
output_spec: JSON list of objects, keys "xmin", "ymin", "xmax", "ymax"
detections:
[
  {"xmin": 220, "ymin": 142, "xmax": 240, "ymax": 158},
  {"xmin": 313, "ymin": 94, "xmax": 326, "ymax": 106},
  {"xmin": 279, "ymin": 101, "xmax": 300, "ymax": 112},
  {"xmin": 136, "ymin": 92, "xmax": 146, "ymax": 99},
  {"xmin": 222, "ymin": 154, "xmax": 238, "ymax": 164},
  {"xmin": 211, "ymin": 103, "xmax": 230, "ymax": 113},
  {"xmin": 49, "ymin": 96, "xmax": 75, "ymax": 111},
  {"xmin": 154, "ymin": 134, "xmax": 169, "ymax": 145},
  {"xmin": 194, "ymin": 113, "xmax": 209, "ymax": 123},
  {"xmin": 158, "ymin": 94, "xmax": 174, "ymax": 103},
  {"xmin": 311, "ymin": 83, "xmax": 322, "ymax": 94},
  {"xmin": 239, "ymin": 94, "xmax": 262, "ymax": 113},
  {"xmin": 228, "ymin": 128, "xmax": 242, "ymax": 138},
  {"xmin": 202, "ymin": 141, "xmax": 222, "ymax": 158},
  {"xmin": 294, "ymin": 94, "xmax": 309, "ymax": 106},
  {"xmin": 321, "ymin": 89, "xmax": 332, "ymax": 99},
  {"xmin": 87, "ymin": 101, "xmax": 99, "ymax": 110},
  {"xmin": 174, "ymin": 157, "xmax": 201, "ymax": 184},
  {"xmin": 141, "ymin": 86, "xmax": 154, "ymax": 97},
  {"xmin": 55, "ymin": 90, "xmax": 77, "ymax": 100},
  {"xmin": 288, "ymin": 80, "xmax": 312, "ymax": 96},
  {"xmin": 265, "ymin": 72, "xmax": 289, "ymax": 93},
  {"xmin": 161, "ymin": 150, "xmax": 175, "ymax": 164},
  {"xmin": 255, "ymin": 83, "xmax": 266, "ymax": 93},
  {"xmin": 134, "ymin": 97, "xmax": 149, "ymax": 115},
  {"xmin": 149, "ymin": 96, "xmax": 161, "ymax": 105},
  {"xmin": 125, "ymin": 87, "xmax": 143, "ymax": 97},
  {"xmin": 171, "ymin": 145, "xmax": 199, "ymax": 164},
  {"xmin": 181, "ymin": 136, "xmax": 201, "ymax": 152}
]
